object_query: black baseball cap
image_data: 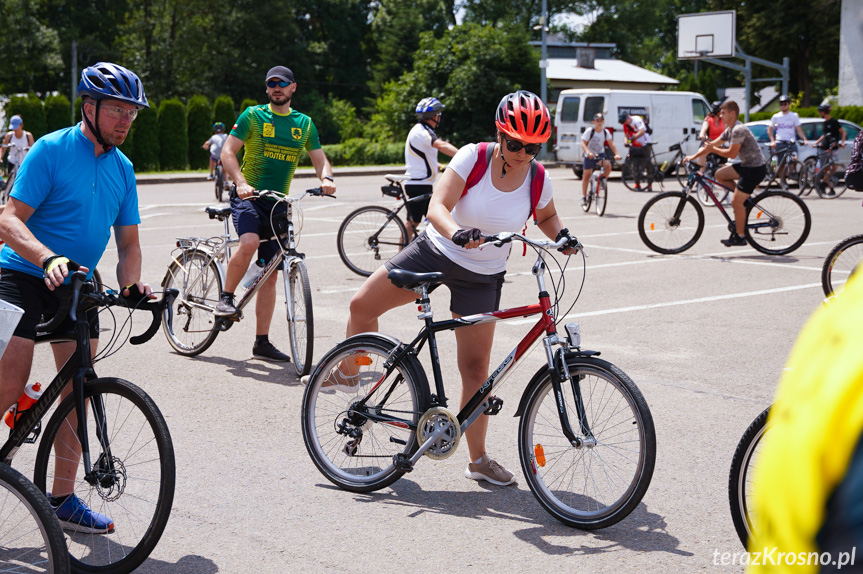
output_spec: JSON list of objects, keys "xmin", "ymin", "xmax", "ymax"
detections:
[
  {"xmin": 778, "ymin": 94, "xmax": 791, "ymax": 104},
  {"xmin": 266, "ymin": 66, "xmax": 295, "ymax": 84},
  {"xmin": 593, "ymin": 113, "xmax": 605, "ymax": 121}
]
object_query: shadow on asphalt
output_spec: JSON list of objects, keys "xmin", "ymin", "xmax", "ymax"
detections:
[
  {"xmin": 344, "ymin": 479, "xmax": 691, "ymax": 557},
  {"xmin": 130, "ymin": 554, "xmax": 219, "ymax": 573},
  {"xmin": 181, "ymin": 354, "xmax": 303, "ymax": 386}
]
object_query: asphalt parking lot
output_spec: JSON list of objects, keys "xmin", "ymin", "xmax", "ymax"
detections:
[{"xmin": 13, "ymin": 168, "xmax": 862, "ymax": 572}]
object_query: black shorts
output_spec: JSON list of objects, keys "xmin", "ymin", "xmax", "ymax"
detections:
[
  {"xmin": 403, "ymin": 184, "xmax": 432, "ymax": 223},
  {"xmin": 583, "ymin": 153, "xmax": 607, "ymax": 171},
  {"xmin": 384, "ymin": 233, "xmax": 505, "ymax": 316},
  {"xmin": 230, "ymin": 197, "xmax": 288, "ymax": 269},
  {"xmin": 0, "ymin": 269, "xmax": 99, "ymax": 340},
  {"xmin": 730, "ymin": 164, "xmax": 767, "ymax": 194}
]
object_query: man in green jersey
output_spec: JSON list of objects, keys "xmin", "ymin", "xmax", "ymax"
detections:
[{"xmin": 216, "ymin": 66, "xmax": 335, "ymax": 362}]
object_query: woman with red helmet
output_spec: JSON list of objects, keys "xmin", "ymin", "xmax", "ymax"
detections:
[{"xmin": 330, "ymin": 90, "xmax": 577, "ymax": 487}]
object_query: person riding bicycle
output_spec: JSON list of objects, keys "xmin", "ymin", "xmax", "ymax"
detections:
[
  {"xmin": 215, "ymin": 65, "xmax": 335, "ymax": 362},
  {"xmin": 748, "ymin": 272, "xmax": 863, "ymax": 573},
  {"xmin": 684, "ymin": 100, "xmax": 767, "ymax": 247},
  {"xmin": 203, "ymin": 122, "xmax": 228, "ymax": 181},
  {"xmin": 404, "ymin": 97, "xmax": 457, "ymax": 239},
  {"xmin": 767, "ymin": 94, "xmax": 807, "ymax": 178},
  {"xmin": 0, "ymin": 62, "xmax": 153, "ymax": 534},
  {"xmin": 811, "ymin": 103, "xmax": 847, "ymax": 195},
  {"xmin": 339, "ymin": 90, "xmax": 577, "ymax": 486},
  {"xmin": 0, "ymin": 115, "xmax": 35, "ymax": 174},
  {"xmin": 580, "ymin": 112, "xmax": 621, "ymax": 205},
  {"xmin": 696, "ymin": 101, "xmax": 727, "ymax": 171},
  {"xmin": 619, "ymin": 111, "xmax": 653, "ymax": 191}
]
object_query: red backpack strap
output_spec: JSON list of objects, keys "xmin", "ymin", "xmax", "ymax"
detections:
[
  {"xmin": 461, "ymin": 142, "xmax": 495, "ymax": 196},
  {"xmin": 529, "ymin": 160, "xmax": 545, "ymax": 224}
]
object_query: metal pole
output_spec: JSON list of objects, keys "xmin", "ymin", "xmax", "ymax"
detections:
[
  {"xmin": 782, "ymin": 57, "xmax": 789, "ymax": 96},
  {"xmin": 540, "ymin": 0, "xmax": 548, "ymax": 159},
  {"xmin": 744, "ymin": 59, "xmax": 751, "ymax": 123},
  {"xmin": 71, "ymin": 41, "xmax": 77, "ymax": 125}
]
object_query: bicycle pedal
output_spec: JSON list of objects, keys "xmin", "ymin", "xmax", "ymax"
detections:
[
  {"xmin": 484, "ymin": 396, "xmax": 504, "ymax": 416},
  {"xmin": 393, "ymin": 453, "xmax": 414, "ymax": 472}
]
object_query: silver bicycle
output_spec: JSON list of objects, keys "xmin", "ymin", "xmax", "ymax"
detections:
[{"xmin": 161, "ymin": 188, "xmax": 334, "ymax": 376}]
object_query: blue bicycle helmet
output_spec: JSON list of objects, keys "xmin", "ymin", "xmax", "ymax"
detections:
[
  {"xmin": 78, "ymin": 62, "xmax": 149, "ymax": 109},
  {"xmin": 214, "ymin": 122, "xmax": 226, "ymax": 133},
  {"xmin": 416, "ymin": 97, "xmax": 444, "ymax": 120}
]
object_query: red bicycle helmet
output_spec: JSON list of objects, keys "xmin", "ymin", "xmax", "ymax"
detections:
[{"xmin": 495, "ymin": 91, "xmax": 550, "ymax": 144}]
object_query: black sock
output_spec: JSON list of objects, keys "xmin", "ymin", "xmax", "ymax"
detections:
[
  {"xmin": 221, "ymin": 291, "xmax": 234, "ymax": 302},
  {"xmin": 50, "ymin": 494, "xmax": 71, "ymax": 506},
  {"xmin": 255, "ymin": 334, "xmax": 269, "ymax": 345}
]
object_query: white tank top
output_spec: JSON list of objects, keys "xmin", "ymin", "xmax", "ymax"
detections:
[{"xmin": 6, "ymin": 131, "xmax": 29, "ymax": 165}]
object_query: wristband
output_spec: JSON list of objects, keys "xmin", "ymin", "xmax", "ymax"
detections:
[
  {"xmin": 42, "ymin": 255, "xmax": 70, "ymax": 278},
  {"xmin": 323, "ymin": 176, "xmax": 334, "ymax": 182}
]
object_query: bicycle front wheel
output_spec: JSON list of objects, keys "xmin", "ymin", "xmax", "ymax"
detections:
[
  {"xmin": 337, "ymin": 206, "xmax": 408, "ymax": 277},
  {"xmin": 595, "ymin": 178, "xmax": 607, "ymax": 216},
  {"xmin": 0, "ymin": 463, "xmax": 70, "ymax": 573},
  {"xmin": 518, "ymin": 356, "xmax": 656, "ymax": 530},
  {"xmin": 744, "ymin": 190, "xmax": 811, "ymax": 255},
  {"xmin": 621, "ymin": 158, "xmax": 650, "ymax": 191},
  {"xmin": 214, "ymin": 166, "xmax": 224, "ymax": 202},
  {"xmin": 728, "ymin": 407, "xmax": 771, "ymax": 548},
  {"xmin": 286, "ymin": 259, "xmax": 314, "ymax": 376},
  {"xmin": 302, "ymin": 335, "xmax": 429, "ymax": 493},
  {"xmin": 33, "ymin": 378, "xmax": 175, "ymax": 574},
  {"xmin": 780, "ymin": 159, "xmax": 803, "ymax": 190},
  {"xmin": 581, "ymin": 185, "xmax": 592, "ymax": 213},
  {"xmin": 161, "ymin": 250, "xmax": 222, "ymax": 356},
  {"xmin": 822, "ymin": 234, "xmax": 863, "ymax": 297},
  {"xmin": 817, "ymin": 163, "xmax": 847, "ymax": 198},
  {"xmin": 798, "ymin": 158, "xmax": 816, "ymax": 196},
  {"xmin": 638, "ymin": 192, "xmax": 705, "ymax": 254}
]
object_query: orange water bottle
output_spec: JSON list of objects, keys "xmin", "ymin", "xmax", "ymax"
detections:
[{"xmin": 4, "ymin": 382, "xmax": 42, "ymax": 429}]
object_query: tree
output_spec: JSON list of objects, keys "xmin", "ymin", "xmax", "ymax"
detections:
[
  {"xmin": 44, "ymin": 93, "xmax": 72, "ymax": 133},
  {"xmin": 187, "ymin": 95, "xmax": 212, "ymax": 170},
  {"xmin": 213, "ymin": 95, "xmax": 236, "ymax": 128},
  {"xmin": 0, "ymin": 0, "xmax": 63, "ymax": 94},
  {"xmin": 158, "ymin": 98, "xmax": 187, "ymax": 170},
  {"xmin": 132, "ymin": 105, "xmax": 159, "ymax": 171}
]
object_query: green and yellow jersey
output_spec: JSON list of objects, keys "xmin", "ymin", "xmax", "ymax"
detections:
[{"xmin": 230, "ymin": 104, "xmax": 322, "ymax": 196}]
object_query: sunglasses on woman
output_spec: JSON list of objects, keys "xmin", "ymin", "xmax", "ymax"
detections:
[
  {"xmin": 266, "ymin": 80, "xmax": 292, "ymax": 88},
  {"xmin": 501, "ymin": 134, "xmax": 542, "ymax": 156}
]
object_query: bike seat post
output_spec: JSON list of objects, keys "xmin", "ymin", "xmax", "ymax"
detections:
[{"xmin": 415, "ymin": 285, "xmax": 433, "ymax": 320}]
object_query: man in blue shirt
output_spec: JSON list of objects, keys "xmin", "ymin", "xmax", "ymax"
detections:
[{"xmin": 0, "ymin": 62, "xmax": 152, "ymax": 534}]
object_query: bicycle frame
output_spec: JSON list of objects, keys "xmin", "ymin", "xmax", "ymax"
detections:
[{"xmin": 685, "ymin": 170, "xmax": 786, "ymax": 236}]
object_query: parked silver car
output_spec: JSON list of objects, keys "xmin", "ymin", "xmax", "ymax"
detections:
[{"xmin": 745, "ymin": 117, "xmax": 862, "ymax": 164}]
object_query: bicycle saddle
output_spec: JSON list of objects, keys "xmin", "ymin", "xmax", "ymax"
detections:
[
  {"xmin": 205, "ymin": 205, "xmax": 232, "ymax": 221},
  {"xmin": 385, "ymin": 174, "xmax": 408, "ymax": 183},
  {"xmin": 387, "ymin": 269, "xmax": 446, "ymax": 289}
]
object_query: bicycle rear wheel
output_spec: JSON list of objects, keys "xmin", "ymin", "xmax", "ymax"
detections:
[
  {"xmin": 744, "ymin": 190, "xmax": 811, "ymax": 255},
  {"xmin": 0, "ymin": 463, "xmax": 70, "ymax": 573},
  {"xmin": 595, "ymin": 178, "xmax": 607, "ymax": 216},
  {"xmin": 161, "ymin": 250, "xmax": 222, "ymax": 356},
  {"xmin": 728, "ymin": 407, "xmax": 771, "ymax": 548},
  {"xmin": 337, "ymin": 206, "xmax": 408, "ymax": 277},
  {"xmin": 301, "ymin": 335, "xmax": 429, "ymax": 493},
  {"xmin": 621, "ymin": 158, "xmax": 651, "ymax": 191},
  {"xmin": 214, "ymin": 165, "xmax": 224, "ymax": 202},
  {"xmin": 581, "ymin": 184, "xmax": 592, "ymax": 213},
  {"xmin": 798, "ymin": 158, "xmax": 816, "ymax": 196},
  {"xmin": 518, "ymin": 356, "xmax": 656, "ymax": 530},
  {"xmin": 637, "ymin": 192, "xmax": 705, "ymax": 254},
  {"xmin": 822, "ymin": 234, "xmax": 863, "ymax": 297},
  {"xmin": 286, "ymin": 259, "xmax": 314, "ymax": 376},
  {"xmin": 33, "ymin": 378, "xmax": 175, "ymax": 574},
  {"xmin": 816, "ymin": 163, "xmax": 847, "ymax": 198}
]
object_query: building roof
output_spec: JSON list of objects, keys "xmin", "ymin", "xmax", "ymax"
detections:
[
  {"xmin": 723, "ymin": 86, "xmax": 780, "ymax": 114},
  {"xmin": 546, "ymin": 58, "xmax": 679, "ymax": 86}
]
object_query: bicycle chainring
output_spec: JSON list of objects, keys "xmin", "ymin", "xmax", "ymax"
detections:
[{"xmin": 416, "ymin": 407, "xmax": 460, "ymax": 460}]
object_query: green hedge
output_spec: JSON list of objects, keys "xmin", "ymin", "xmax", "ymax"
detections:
[
  {"xmin": 749, "ymin": 106, "xmax": 863, "ymax": 124},
  {"xmin": 158, "ymin": 99, "xmax": 187, "ymax": 171},
  {"xmin": 213, "ymin": 95, "xmax": 235, "ymax": 129},
  {"xmin": 133, "ymin": 106, "xmax": 159, "ymax": 171},
  {"xmin": 298, "ymin": 138, "xmax": 403, "ymax": 167},
  {"xmin": 45, "ymin": 94, "xmax": 72, "ymax": 133},
  {"xmin": 240, "ymin": 98, "xmax": 259, "ymax": 114},
  {"xmin": 4, "ymin": 95, "xmax": 45, "ymax": 138},
  {"xmin": 74, "ymin": 97, "xmax": 82, "ymax": 125},
  {"xmin": 187, "ymin": 95, "xmax": 212, "ymax": 170}
]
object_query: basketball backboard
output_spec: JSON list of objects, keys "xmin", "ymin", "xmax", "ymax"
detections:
[{"xmin": 677, "ymin": 10, "xmax": 736, "ymax": 59}]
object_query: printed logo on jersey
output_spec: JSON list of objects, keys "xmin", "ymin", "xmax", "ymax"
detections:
[
  {"xmin": 232, "ymin": 123, "xmax": 238, "ymax": 131},
  {"xmin": 291, "ymin": 127, "xmax": 303, "ymax": 140},
  {"xmin": 263, "ymin": 123, "xmax": 275, "ymax": 138}
]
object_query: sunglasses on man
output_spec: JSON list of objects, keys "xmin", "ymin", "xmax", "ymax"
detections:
[
  {"xmin": 501, "ymin": 134, "xmax": 542, "ymax": 156},
  {"xmin": 266, "ymin": 80, "xmax": 292, "ymax": 88}
]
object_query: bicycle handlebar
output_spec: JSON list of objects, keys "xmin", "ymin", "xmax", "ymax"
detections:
[
  {"xmin": 229, "ymin": 184, "xmax": 337, "ymax": 201},
  {"xmin": 35, "ymin": 271, "xmax": 178, "ymax": 345},
  {"xmin": 480, "ymin": 231, "xmax": 583, "ymax": 253}
]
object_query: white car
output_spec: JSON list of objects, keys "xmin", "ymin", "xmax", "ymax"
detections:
[{"xmin": 745, "ymin": 117, "xmax": 862, "ymax": 164}]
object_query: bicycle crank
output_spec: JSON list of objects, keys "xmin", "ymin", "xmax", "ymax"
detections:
[{"xmin": 416, "ymin": 407, "xmax": 460, "ymax": 460}]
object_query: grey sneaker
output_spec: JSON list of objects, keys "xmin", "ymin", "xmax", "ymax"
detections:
[
  {"xmin": 214, "ymin": 296, "xmax": 239, "ymax": 317},
  {"xmin": 464, "ymin": 456, "xmax": 516, "ymax": 486},
  {"xmin": 252, "ymin": 340, "xmax": 291, "ymax": 362},
  {"xmin": 581, "ymin": 196, "xmax": 588, "ymax": 206}
]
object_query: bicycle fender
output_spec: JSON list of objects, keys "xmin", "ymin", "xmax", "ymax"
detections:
[{"xmin": 513, "ymin": 350, "xmax": 602, "ymax": 418}]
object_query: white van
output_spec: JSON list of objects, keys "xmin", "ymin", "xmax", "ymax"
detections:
[{"xmin": 553, "ymin": 89, "xmax": 713, "ymax": 178}]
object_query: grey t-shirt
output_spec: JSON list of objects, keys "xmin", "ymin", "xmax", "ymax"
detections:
[{"xmin": 721, "ymin": 122, "xmax": 765, "ymax": 167}]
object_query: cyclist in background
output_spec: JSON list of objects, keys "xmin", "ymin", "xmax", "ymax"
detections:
[
  {"xmin": 203, "ymin": 122, "xmax": 228, "ymax": 181},
  {"xmin": 0, "ymin": 115, "xmax": 35, "ymax": 174},
  {"xmin": 684, "ymin": 100, "xmax": 767, "ymax": 247},
  {"xmin": 748, "ymin": 272, "xmax": 863, "ymax": 573},
  {"xmin": 811, "ymin": 103, "xmax": 847, "ymax": 196},
  {"xmin": 343, "ymin": 91, "xmax": 577, "ymax": 487},
  {"xmin": 619, "ymin": 112, "xmax": 653, "ymax": 191},
  {"xmin": 767, "ymin": 94, "xmax": 807, "ymax": 179},
  {"xmin": 215, "ymin": 65, "xmax": 335, "ymax": 362},
  {"xmin": 404, "ymin": 97, "xmax": 458, "ymax": 241},
  {"xmin": 696, "ymin": 101, "xmax": 727, "ymax": 171},
  {"xmin": 580, "ymin": 112, "xmax": 620, "ymax": 206},
  {"xmin": 0, "ymin": 62, "xmax": 152, "ymax": 534}
]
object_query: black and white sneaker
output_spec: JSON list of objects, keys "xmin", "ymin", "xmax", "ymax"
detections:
[
  {"xmin": 214, "ymin": 295, "xmax": 240, "ymax": 317},
  {"xmin": 720, "ymin": 234, "xmax": 747, "ymax": 247},
  {"xmin": 252, "ymin": 341, "xmax": 291, "ymax": 362}
]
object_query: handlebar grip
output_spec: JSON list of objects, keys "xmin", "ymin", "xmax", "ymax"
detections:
[
  {"xmin": 130, "ymin": 288, "xmax": 178, "ymax": 345},
  {"xmin": 33, "ymin": 269, "xmax": 86, "ymax": 333},
  {"xmin": 307, "ymin": 187, "xmax": 337, "ymax": 198}
]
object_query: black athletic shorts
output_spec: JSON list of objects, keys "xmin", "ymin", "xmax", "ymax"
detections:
[
  {"xmin": 230, "ymin": 196, "xmax": 288, "ymax": 269},
  {"xmin": 403, "ymin": 184, "xmax": 433, "ymax": 224},
  {"xmin": 385, "ymin": 232, "xmax": 505, "ymax": 316},
  {"xmin": 0, "ymin": 269, "xmax": 99, "ymax": 340},
  {"xmin": 731, "ymin": 164, "xmax": 768, "ymax": 194}
]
